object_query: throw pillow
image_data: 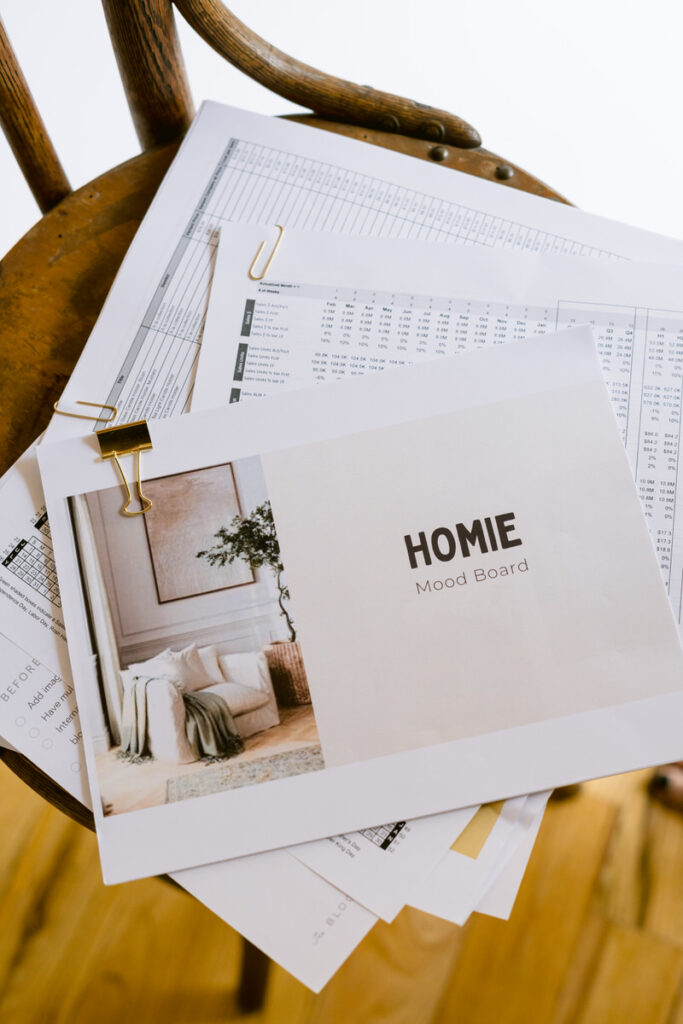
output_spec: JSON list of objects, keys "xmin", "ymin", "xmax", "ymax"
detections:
[
  {"xmin": 218, "ymin": 651, "xmax": 271, "ymax": 693},
  {"xmin": 197, "ymin": 644, "xmax": 222, "ymax": 682},
  {"xmin": 127, "ymin": 644, "xmax": 212, "ymax": 694}
]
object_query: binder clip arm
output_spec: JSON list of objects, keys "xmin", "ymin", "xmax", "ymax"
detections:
[{"xmin": 96, "ymin": 420, "xmax": 153, "ymax": 517}]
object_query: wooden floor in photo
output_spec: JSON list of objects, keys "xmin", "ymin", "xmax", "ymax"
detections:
[
  {"xmin": 0, "ymin": 766, "xmax": 682, "ymax": 1023},
  {"xmin": 97, "ymin": 705, "xmax": 318, "ymax": 814}
]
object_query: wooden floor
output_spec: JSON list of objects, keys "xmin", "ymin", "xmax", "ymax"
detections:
[
  {"xmin": 0, "ymin": 766, "xmax": 682, "ymax": 1023},
  {"xmin": 98, "ymin": 705, "xmax": 318, "ymax": 814}
]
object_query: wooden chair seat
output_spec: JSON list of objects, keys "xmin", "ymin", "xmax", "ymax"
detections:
[{"xmin": 0, "ymin": 144, "xmax": 178, "ymax": 466}]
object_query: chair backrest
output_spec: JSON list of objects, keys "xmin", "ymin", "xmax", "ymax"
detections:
[
  {"xmin": 0, "ymin": 16, "xmax": 71, "ymax": 212},
  {"xmin": 0, "ymin": 0, "xmax": 484, "ymax": 215}
]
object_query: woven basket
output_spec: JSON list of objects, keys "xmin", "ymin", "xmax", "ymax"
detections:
[{"xmin": 265, "ymin": 640, "xmax": 311, "ymax": 706}]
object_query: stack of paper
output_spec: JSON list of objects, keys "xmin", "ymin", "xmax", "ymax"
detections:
[{"xmin": 2, "ymin": 103, "xmax": 683, "ymax": 991}]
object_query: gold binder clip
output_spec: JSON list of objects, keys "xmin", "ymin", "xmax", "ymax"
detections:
[
  {"xmin": 248, "ymin": 224, "xmax": 285, "ymax": 281},
  {"xmin": 53, "ymin": 399, "xmax": 118, "ymax": 423},
  {"xmin": 96, "ymin": 420, "xmax": 153, "ymax": 517}
]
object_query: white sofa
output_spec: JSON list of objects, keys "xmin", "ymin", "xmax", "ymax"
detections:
[{"xmin": 120, "ymin": 643, "xmax": 280, "ymax": 764}]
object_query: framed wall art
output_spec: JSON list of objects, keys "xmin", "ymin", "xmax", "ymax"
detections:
[{"xmin": 143, "ymin": 464, "xmax": 254, "ymax": 603}]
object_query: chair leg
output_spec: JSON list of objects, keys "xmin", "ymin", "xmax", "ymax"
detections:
[
  {"xmin": 236, "ymin": 938, "xmax": 270, "ymax": 1014},
  {"xmin": 550, "ymin": 783, "xmax": 582, "ymax": 801}
]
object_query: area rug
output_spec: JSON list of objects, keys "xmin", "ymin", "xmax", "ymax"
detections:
[{"xmin": 166, "ymin": 744, "xmax": 324, "ymax": 802}]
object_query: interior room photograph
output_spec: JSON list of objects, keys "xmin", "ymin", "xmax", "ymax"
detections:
[
  {"xmin": 1, "ymin": 1, "xmax": 682, "ymax": 1022},
  {"xmin": 70, "ymin": 458, "xmax": 320, "ymax": 814}
]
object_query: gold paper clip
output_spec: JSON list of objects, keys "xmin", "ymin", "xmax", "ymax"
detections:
[
  {"xmin": 53, "ymin": 399, "xmax": 118, "ymax": 423},
  {"xmin": 248, "ymin": 224, "xmax": 285, "ymax": 281},
  {"xmin": 96, "ymin": 420, "xmax": 153, "ymax": 517}
]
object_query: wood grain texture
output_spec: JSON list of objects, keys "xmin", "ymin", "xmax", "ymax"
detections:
[
  {"xmin": 173, "ymin": 0, "xmax": 481, "ymax": 149},
  {"xmin": 0, "ymin": 764, "xmax": 267, "ymax": 1018},
  {"xmin": 642, "ymin": 800, "xmax": 683, "ymax": 945},
  {"xmin": 573, "ymin": 924, "xmax": 682, "ymax": 1024},
  {"xmin": 308, "ymin": 908, "xmax": 465, "ymax": 1024},
  {"xmin": 433, "ymin": 795, "xmax": 617, "ymax": 1024},
  {"xmin": 285, "ymin": 116, "xmax": 568, "ymax": 203},
  {"xmin": 1, "ymin": 767, "xmax": 681, "ymax": 1022},
  {"xmin": 0, "ymin": 15, "xmax": 70, "ymax": 211},
  {"xmin": 102, "ymin": 0, "xmax": 194, "ymax": 148},
  {"xmin": 0, "ymin": 773, "xmax": 244, "ymax": 1022},
  {"xmin": 237, "ymin": 940, "xmax": 270, "ymax": 1014},
  {"xmin": 0, "ymin": 747, "xmax": 94, "ymax": 831},
  {"xmin": 0, "ymin": 142, "xmax": 178, "ymax": 475},
  {"xmin": 602, "ymin": 770, "xmax": 651, "ymax": 928},
  {"xmin": 670, "ymin": 982, "xmax": 683, "ymax": 1024}
]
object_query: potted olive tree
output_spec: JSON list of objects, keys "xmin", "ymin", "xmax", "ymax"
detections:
[{"xmin": 197, "ymin": 500, "xmax": 310, "ymax": 705}]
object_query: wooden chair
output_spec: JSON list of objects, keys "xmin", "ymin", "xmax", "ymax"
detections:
[{"xmin": 0, "ymin": 0, "xmax": 567, "ymax": 1011}]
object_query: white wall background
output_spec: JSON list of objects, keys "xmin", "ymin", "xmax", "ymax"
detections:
[
  {"xmin": 1, "ymin": 0, "xmax": 683, "ymax": 258},
  {"xmin": 87, "ymin": 459, "xmax": 284, "ymax": 665}
]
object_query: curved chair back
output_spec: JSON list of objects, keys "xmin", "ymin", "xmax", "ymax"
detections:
[{"xmin": 0, "ymin": 0, "xmax": 485, "ymax": 215}]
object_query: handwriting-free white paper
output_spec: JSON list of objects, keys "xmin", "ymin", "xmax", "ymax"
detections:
[
  {"xmin": 178, "ymin": 852, "xmax": 376, "ymax": 992},
  {"xmin": 39, "ymin": 329, "xmax": 683, "ymax": 883},
  {"xmin": 474, "ymin": 791, "xmax": 550, "ymax": 920},
  {"xmin": 409, "ymin": 797, "xmax": 526, "ymax": 924}
]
